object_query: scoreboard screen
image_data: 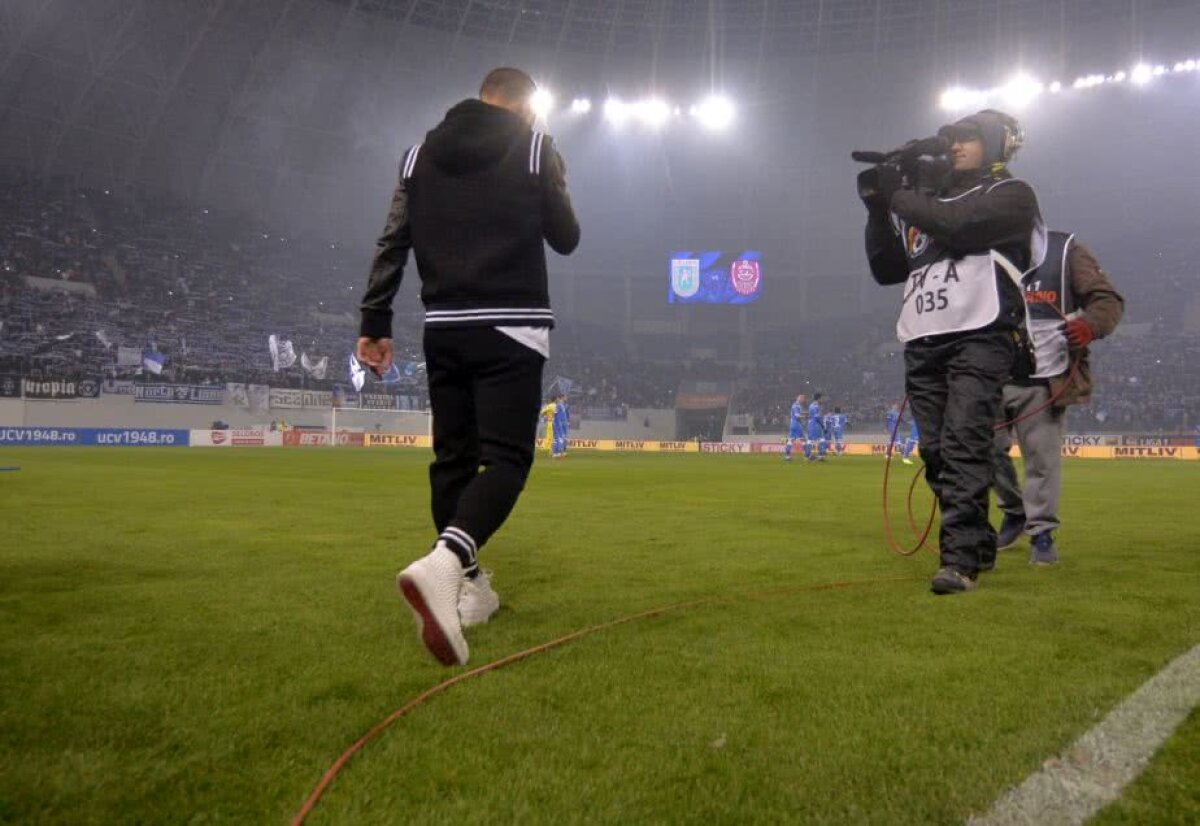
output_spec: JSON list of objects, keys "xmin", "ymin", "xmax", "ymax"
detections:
[{"xmin": 668, "ymin": 251, "xmax": 763, "ymax": 304}]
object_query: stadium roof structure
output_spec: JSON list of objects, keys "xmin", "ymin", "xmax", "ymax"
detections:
[
  {"xmin": 322, "ymin": 0, "xmax": 1198, "ymax": 58},
  {"xmin": 1, "ymin": 0, "xmax": 1196, "ymax": 232}
]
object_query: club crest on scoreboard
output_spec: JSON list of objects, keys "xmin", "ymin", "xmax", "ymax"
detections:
[
  {"xmin": 730, "ymin": 259, "xmax": 761, "ymax": 296},
  {"xmin": 671, "ymin": 258, "xmax": 701, "ymax": 297}
]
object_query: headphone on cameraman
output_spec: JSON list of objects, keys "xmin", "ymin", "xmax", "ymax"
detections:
[{"xmin": 939, "ymin": 109, "xmax": 1024, "ymax": 168}]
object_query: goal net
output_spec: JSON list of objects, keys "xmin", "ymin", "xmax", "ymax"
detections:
[{"xmin": 326, "ymin": 406, "xmax": 432, "ymax": 446}]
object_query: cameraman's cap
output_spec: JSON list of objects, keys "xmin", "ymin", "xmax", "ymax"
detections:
[
  {"xmin": 937, "ymin": 119, "xmax": 982, "ymax": 144},
  {"xmin": 938, "ymin": 109, "xmax": 1023, "ymax": 164}
]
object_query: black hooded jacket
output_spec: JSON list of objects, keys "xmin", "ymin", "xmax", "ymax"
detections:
[{"xmin": 360, "ymin": 98, "xmax": 580, "ymax": 338}]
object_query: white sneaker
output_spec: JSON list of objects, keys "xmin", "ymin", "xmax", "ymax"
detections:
[
  {"xmin": 459, "ymin": 570, "xmax": 500, "ymax": 627},
  {"xmin": 397, "ymin": 543, "xmax": 468, "ymax": 666}
]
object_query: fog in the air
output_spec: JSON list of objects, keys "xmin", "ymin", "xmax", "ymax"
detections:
[{"xmin": 1, "ymin": 0, "xmax": 1197, "ymax": 341}]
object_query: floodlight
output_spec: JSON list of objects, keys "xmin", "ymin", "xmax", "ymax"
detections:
[
  {"xmin": 1048, "ymin": 81, "xmax": 1062, "ymax": 93},
  {"xmin": 939, "ymin": 86, "xmax": 985, "ymax": 112},
  {"xmin": 692, "ymin": 96, "xmax": 735, "ymax": 130},
  {"xmin": 635, "ymin": 98, "xmax": 670, "ymax": 128},
  {"xmin": 530, "ymin": 88, "xmax": 554, "ymax": 119},
  {"xmin": 1131, "ymin": 64, "xmax": 1153, "ymax": 85},
  {"xmin": 570, "ymin": 97, "xmax": 592, "ymax": 114},
  {"xmin": 603, "ymin": 97, "xmax": 628, "ymax": 125},
  {"xmin": 998, "ymin": 74, "xmax": 1043, "ymax": 108}
]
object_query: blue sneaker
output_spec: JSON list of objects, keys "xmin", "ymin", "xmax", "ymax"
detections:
[
  {"xmin": 1030, "ymin": 532, "xmax": 1059, "ymax": 566},
  {"xmin": 997, "ymin": 513, "xmax": 1026, "ymax": 550}
]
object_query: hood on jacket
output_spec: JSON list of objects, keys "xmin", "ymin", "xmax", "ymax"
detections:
[{"xmin": 423, "ymin": 98, "xmax": 531, "ymax": 176}]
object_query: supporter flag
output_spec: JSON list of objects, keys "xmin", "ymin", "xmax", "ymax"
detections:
[
  {"xmin": 142, "ymin": 349, "xmax": 167, "ymax": 375},
  {"xmin": 227, "ymin": 382, "xmax": 250, "ymax": 409},
  {"xmin": 32, "ymin": 333, "xmax": 77, "ymax": 355},
  {"xmin": 546, "ymin": 375, "xmax": 576, "ymax": 396},
  {"xmin": 301, "ymin": 352, "xmax": 328, "ymax": 380},
  {"xmin": 349, "ymin": 353, "xmax": 367, "ymax": 392},
  {"xmin": 268, "ymin": 334, "xmax": 297, "ymax": 371},
  {"xmin": 95, "ymin": 330, "xmax": 112, "ymax": 350}
]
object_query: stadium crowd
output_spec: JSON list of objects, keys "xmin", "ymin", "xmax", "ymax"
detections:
[
  {"xmin": 1, "ymin": 172, "xmax": 1197, "ymax": 433},
  {"xmin": 0, "ymin": 170, "xmax": 423, "ymax": 391}
]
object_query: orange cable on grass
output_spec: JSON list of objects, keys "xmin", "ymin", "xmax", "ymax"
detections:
[{"xmin": 290, "ymin": 574, "xmax": 914, "ymax": 825}]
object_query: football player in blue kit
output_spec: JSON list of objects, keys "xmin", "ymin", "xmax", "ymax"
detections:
[
  {"xmin": 552, "ymin": 393, "xmax": 570, "ymax": 458},
  {"xmin": 830, "ymin": 407, "xmax": 848, "ymax": 456},
  {"xmin": 822, "ymin": 410, "xmax": 838, "ymax": 455},
  {"xmin": 784, "ymin": 393, "xmax": 806, "ymax": 461},
  {"xmin": 804, "ymin": 392, "xmax": 828, "ymax": 461}
]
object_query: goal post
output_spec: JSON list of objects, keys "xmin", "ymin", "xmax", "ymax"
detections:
[{"xmin": 327, "ymin": 406, "xmax": 432, "ymax": 446}]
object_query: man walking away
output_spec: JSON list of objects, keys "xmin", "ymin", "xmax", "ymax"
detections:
[{"xmin": 357, "ymin": 67, "xmax": 580, "ymax": 665}]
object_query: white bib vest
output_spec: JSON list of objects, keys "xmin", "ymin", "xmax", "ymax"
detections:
[
  {"xmin": 1024, "ymin": 230, "xmax": 1077, "ymax": 379},
  {"xmin": 892, "ymin": 180, "xmax": 1046, "ymax": 343}
]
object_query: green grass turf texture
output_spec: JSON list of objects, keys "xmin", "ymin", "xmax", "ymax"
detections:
[{"xmin": 0, "ymin": 448, "xmax": 1196, "ymax": 825}]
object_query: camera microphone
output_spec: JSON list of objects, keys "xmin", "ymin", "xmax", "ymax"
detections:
[{"xmin": 851, "ymin": 150, "xmax": 889, "ymax": 164}]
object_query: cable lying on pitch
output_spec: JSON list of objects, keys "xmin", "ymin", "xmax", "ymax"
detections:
[
  {"xmin": 290, "ymin": 574, "xmax": 915, "ymax": 825},
  {"xmin": 881, "ymin": 335, "xmax": 1083, "ymax": 556}
]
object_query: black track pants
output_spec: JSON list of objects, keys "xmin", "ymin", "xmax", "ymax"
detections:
[
  {"xmin": 424, "ymin": 326, "xmax": 545, "ymax": 552},
  {"xmin": 904, "ymin": 330, "xmax": 1015, "ymax": 574}
]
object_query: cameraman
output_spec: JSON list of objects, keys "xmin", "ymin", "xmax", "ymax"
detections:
[{"xmin": 858, "ymin": 109, "xmax": 1044, "ymax": 595}]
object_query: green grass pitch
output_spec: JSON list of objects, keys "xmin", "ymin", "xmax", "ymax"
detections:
[{"xmin": 1, "ymin": 448, "xmax": 1197, "ymax": 824}]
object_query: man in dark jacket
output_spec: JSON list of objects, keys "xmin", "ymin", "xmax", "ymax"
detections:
[
  {"xmin": 859, "ymin": 109, "xmax": 1043, "ymax": 594},
  {"xmin": 992, "ymin": 233, "xmax": 1124, "ymax": 564},
  {"xmin": 357, "ymin": 67, "xmax": 580, "ymax": 665}
]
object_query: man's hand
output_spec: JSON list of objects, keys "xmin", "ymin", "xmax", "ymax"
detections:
[
  {"xmin": 356, "ymin": 337, "xmax": 394, "ymax": 376},
  {"xmin": 856, "ymin": 164, "xmax": 903, "ymax": 210},
  {"xmin": 1063, "ymin": 318, "xmax": 1096, "ymax": 348}
]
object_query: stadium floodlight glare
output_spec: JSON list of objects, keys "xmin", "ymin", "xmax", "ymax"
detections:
[
  {"xmin": 692, "ymin": 95, "xmax": 735, "ymax": 130},
  {"xmin": 570, "ymin": 97, "xmax": 592, "ymax": 114},
  {"xmin": 939, "ymin": 86, "xmax": 986, "ymax": 111},
  {"xmin": 943, "ymin": 54, "xmax": 1198, "ymax": 108},
  {"xmin": 530, "ymin": 88, "xmax": 554, "ymax": 119},
  {"xmin": 603, "ymin": 97, "xmax": 629, "ymax": 126},
  {"xmin": 998, "ymin": 74, "xmax": 1043, "ymax": 108},
  {"xmin": 634, "ymin": 98, "xmax": 671, "ymax": 128}
]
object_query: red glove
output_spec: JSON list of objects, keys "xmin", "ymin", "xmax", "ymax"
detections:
[{"xmin": 1063, "ymin": 318, "xmax": 1095, "ymax": 348}]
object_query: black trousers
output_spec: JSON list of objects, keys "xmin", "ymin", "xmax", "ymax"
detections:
[
  {"xmin": 424, "ymin": 326, "xmax": 545, "ymax": 553},
  {"xmin": 904, "ymin": 330, "xmax": 1015, "ymax": 575}
]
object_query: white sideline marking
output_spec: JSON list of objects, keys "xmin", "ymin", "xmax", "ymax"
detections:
[{"xmin": 969, "ymin": 643, "xmax": 1199, "ymax": 826}]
